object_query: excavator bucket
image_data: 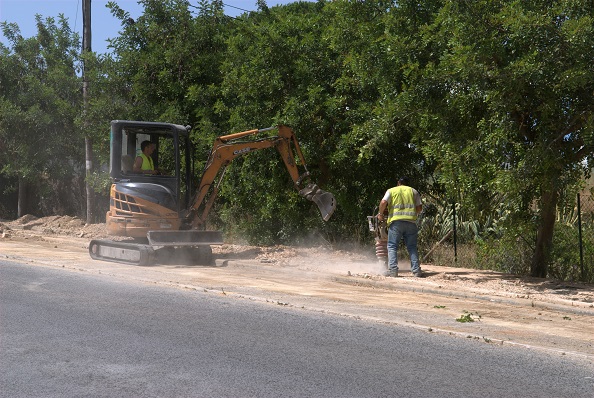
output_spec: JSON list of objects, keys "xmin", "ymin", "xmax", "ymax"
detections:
[{"xmin": 299, "ymin": 183, "xmax": 337, "ymax": 222}]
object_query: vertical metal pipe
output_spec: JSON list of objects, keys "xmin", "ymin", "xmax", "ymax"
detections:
[
  {"xmin": 577, "ymin": 193, "xmax": 584, "ymax": 281},
  {"xmin": 453, "ymin": 202, "xmax": 457, "ymax": 263}
]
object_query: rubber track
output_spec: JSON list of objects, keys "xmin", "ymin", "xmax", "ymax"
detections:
[{"xmin": 89, "ymin": 239, "xmax": 155, "ymax": 266}]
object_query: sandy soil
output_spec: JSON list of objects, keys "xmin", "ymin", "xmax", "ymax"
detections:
[{"xmin": 1, "ymin": 215, "xmax": 593, "ymax": 361}]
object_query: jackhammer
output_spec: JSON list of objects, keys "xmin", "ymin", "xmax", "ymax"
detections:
[{"xmin": 367, "ymin": 207, "xmax": 388, "ymax": 267}]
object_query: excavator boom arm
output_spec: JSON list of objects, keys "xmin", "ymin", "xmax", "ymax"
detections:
[{"xmin": 186, "ymin": 125, "xmax": 335, "ymax": 228}]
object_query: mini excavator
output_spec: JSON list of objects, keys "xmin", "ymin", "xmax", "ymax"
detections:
[{"xmin": 89, "ymin": 120, "xmax": 336, "ymax": 266}]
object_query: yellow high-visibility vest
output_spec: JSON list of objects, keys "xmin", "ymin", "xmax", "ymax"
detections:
[
  {"xmin": 140, "ymin": 153, "xmax": 154, "ymax": 171},
  {"xmin": 387, "ymin": 186, "xmax": 417, "ymax": 224}
]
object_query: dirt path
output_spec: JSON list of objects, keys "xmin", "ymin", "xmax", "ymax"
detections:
[{"xmin": 1, "ymin": 216, "xmax": 593, "ymax": 361}]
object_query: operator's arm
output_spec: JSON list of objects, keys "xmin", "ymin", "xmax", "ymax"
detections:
[
  {"xmin": 133, "ymin": 156, "xmax": 155, "ymax": 174},
  {"xmin": 132, "ymin": 156, "xmax": 143, "ymax": 173}
]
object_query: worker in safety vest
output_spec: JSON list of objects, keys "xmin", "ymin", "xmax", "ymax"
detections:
[
  {"xmin": 133, "ymin": 140, "xmax": 157, "ymax": 175},
  {"xmin": 377, "ymin": 176, "xmax": 423, "ymax": 278}
]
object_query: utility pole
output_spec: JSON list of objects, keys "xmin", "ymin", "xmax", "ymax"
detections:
[{"xmin": 82, "ymin": 0, "xmax": 95, "ymax": 224}]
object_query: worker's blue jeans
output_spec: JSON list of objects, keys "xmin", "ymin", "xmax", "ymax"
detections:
[{"xmin": 387, "ymin": 220, "xmax": 421, "ymax": 274}]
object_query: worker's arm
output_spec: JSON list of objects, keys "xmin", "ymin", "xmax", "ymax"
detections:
[
  {"xmin": 377, "ymin": 199, "xmax": 389, "ymax": 219},
  {"xmin": 414, "ymin": 189, "xmax": 422, "ymax": 214}
]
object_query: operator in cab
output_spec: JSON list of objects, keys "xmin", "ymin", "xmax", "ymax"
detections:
[{"xmin": 133, "ymin": 140, "xmax": 158, "ymax": 175}]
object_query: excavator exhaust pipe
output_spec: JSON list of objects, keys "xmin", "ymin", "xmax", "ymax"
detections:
[{"xmin": 299, "ymin": 183, "xmax": 336, "ymax": 222}]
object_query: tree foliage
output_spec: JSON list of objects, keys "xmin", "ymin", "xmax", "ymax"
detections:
[
  {"xmin": 397, "ymin": 0, "xmax": 594, "ymax": 277},
  {"xmin": 0, "ymin": 15, "xmax": 84, "ymax": 215},
  {"xmin": 1, "ymin": 0, "xmax": 594, "ymax": 278}
]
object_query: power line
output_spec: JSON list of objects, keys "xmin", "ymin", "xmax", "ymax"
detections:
[
  {"xmin": 187, "ymin": 2, "xmax": 257, "ymax": 17},
  {"xmin": 223, "ymin": 3, "xmax": 252, "ymax": 14}
]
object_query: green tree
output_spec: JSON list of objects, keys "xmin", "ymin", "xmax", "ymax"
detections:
[
  {"xmin": 323, "ymin": 0, "xmax": 439, "ymax": 223},
  {"xmin": 398, "ymin": 0, "xmax": 594, "ymax": 277},
  {"xmin": 107, "ymin": 0, "xmax": 231, "ymax": 169},
  {"xmin": 0, "ymin": 15, "xmax": 84, "ymax": 217},
  {"xmin": 218, "ymin": 1, "xmax": 348, "ymax": 243}
]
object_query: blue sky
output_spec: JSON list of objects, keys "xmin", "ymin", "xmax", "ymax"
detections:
[{"xmin": 0, "ymin": 0, "xmax": 305, "ymax": 54}]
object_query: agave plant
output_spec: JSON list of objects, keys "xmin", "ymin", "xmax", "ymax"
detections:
[{"xmin": 420, "ymin": 194, "xmax": 512, "ymax": 244}]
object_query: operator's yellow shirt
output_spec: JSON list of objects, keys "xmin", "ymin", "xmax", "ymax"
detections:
[{"xmin": 139, "ymin": 153, "xmax": 154, "ymax": 171}]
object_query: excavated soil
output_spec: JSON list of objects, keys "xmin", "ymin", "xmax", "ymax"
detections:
[{"xmin": 1, "ymin": 215, "xmax": 593, "ymax": 361}]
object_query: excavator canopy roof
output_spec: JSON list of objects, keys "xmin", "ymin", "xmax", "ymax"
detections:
[{"xmin": 111, "ymin": 120, "xmax": 189, "ymax": 137}]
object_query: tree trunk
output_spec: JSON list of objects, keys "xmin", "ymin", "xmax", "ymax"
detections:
[
  {"xmin": 531, "ymin": 188, "xmax": 558, "ymax": 278},
  {"xmin": 17, "ymin": 176, "xmax": 27, "ymax": 218}
]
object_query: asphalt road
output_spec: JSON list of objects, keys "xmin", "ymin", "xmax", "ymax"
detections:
[{"xmin": 1, "ymin": 260, "xmax": 593, "ymax": 398}]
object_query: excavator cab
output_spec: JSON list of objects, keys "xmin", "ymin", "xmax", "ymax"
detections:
[{"xmin": 106, "ymin": 120, "xmax": 193, "ymax": 237}]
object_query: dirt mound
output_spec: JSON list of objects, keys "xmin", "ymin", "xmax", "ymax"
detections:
[{"xmin": 2, "ymin": 215, "xmax": 108, "ymax": 239}]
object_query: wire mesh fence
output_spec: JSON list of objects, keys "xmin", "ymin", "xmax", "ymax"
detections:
[{"xmin": 416, "ymin": 195, "xmax": 594, "ymax": 283}]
